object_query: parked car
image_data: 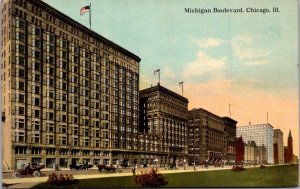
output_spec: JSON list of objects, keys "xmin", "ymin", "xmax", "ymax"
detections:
[
  {"xmin": 140, "ymin": 164, "xmax": 148, "ymax": 168},
  {"xmin": 97, "ymin": 164, "xmax": 116, "ymax": 173},
  {"xmin": 69, "ymin": 163, "xmax": 93, "ymax": 170},
  {"xmin": 13, "ymin": 164, "xmax": 45, "ymax": 178},
  {"xmin": 120, "ymin": 162, "xmax": 129, "ymax": 168}
]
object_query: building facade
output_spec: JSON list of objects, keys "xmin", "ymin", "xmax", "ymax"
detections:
[
  {"xmin": 237, "ymin": 123, "xmax": 273, "ymax": 164},
  {"xmin": 188, "ymin": 108, "xmax": 237, "ymax": 164},
  {"xmin": 139, "ymin": 84, "xmax": 189, "ymax": 166},
  {"xmin": 284, "ymin": 130, "xmax": 293, "ymax": 164},
  {"xmin": 273, "ymin": 129, "xmax": 284, "ymax": 164},
  {"xmin": 235, "ymin": 136, "xmax": 244, "ymax": 164},
  {"xmin": 244, "ymin": 141, "xmax": 267, "ymax": 165},
  {"xmin": 1, "ymin": 0, "xmax": 145, "ymax": 170}
]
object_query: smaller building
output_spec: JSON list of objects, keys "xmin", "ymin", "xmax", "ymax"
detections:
[
  {"xmin": 235, "ymin": 136, "xmax": 245, "ymax": 164},
  {"xmin": 244, "ymin": 141, "xmax": 258, "ymax": 165},
  {"xmin": 244, "ymin": 141, "xmax": 267, "ymax": 165},
  {"xmin": 273, "ymin": 129, "xmax": 284, "ymax": 164},
  {"xmin": 284, "ymin": 130, "xmax": 293, "ymax": 164}
]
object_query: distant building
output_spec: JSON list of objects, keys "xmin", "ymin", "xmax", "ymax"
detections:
[
  {"xmin": 284, "ymin": 130, "xmax": 293, "ymax": 163},
  {"xmin": 257, "ymin": 145, "xmax": 267, "ymax": 165},
  {"xmin": 291, "ymin": 154, "xmax": 298, "ymax": 164},
  {"xmin": 244, "ymin": 141, "xmax": 257, "ymax": 164},
  {"xmin": 244, "ymin": 141, "xmax": 267, "ymax": 165},
  {"xmin": 235, "ymin": 136, "xmax": 245, "ymax": 164},
  {"xmin": 237, "ymin": 123, "xmax": 273, "ymax": 164},
  {"xmin": 139, "ymin": 84, "xmax": 189, "ymax": 166},
  {"xmin": 273, "ymin": 129, "xmax": 284, "ymax": 164},
  {"xmin": 188, "ymin": 108, "xmax": 237, "ymax": 164}
]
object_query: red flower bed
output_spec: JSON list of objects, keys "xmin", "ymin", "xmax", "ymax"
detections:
[
  {"xmin": 231, "ymin": 165, "xmax": 246, "ymax": 171},
  {"xmin": 47, "ymin": 173, "xmax": 78, "ymax": 185},
  {"xmin": 134, "ymin": 168, "xmax": 168, "ymax": 188}
]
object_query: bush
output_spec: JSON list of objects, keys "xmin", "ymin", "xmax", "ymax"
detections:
[
  {"xmin": 134, "ymin": 168, "xmax": 168, "ymax": 188},
  {"xmin": 47, "ymin": 173, "xmax": 78, "ymax": 185},
  {"xmin": 231, "ymin": 165, "xmax": 246, "ymax": 171}
]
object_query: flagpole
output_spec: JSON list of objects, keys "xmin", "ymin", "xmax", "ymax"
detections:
[{"xmin": 89, "ymin": 3, "xmax": 91, "ymax": 30}]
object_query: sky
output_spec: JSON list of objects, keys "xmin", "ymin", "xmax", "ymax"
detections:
[{"xmin": 44, "ymin": 0, "xmax": 298, "ymax": 156}]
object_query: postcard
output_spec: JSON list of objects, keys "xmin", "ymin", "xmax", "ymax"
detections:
[{"xmin": 1, "ymin": 0, "xmax": 298, "ymax": 188}]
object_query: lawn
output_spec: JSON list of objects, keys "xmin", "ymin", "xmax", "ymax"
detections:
[{"xmin": 33, "ymin": 164, "xmax": 299, "ymax": 188}]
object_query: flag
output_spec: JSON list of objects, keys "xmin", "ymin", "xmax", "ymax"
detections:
[
  {"xmin": 154, "ymin": 69, "xmax": 160, "ymax": 75},
  {"xmin": 80, "ymin": 6, "xmax": 90, "ymax": 15}
]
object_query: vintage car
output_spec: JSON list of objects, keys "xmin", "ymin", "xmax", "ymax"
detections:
[
  {"xmin": 69, "ymin": 163, "xmax": 93, "ymax": 170},
  {"xmin": 97, "ymin": 164, "xmax": 116, "ymax": 173},
  {"xmin": 13, "ymin": 164, "xmax": 45, "ymax": 178}
]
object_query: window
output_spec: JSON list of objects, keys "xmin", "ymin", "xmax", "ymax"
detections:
[
  {"xmin": 16, "ymin": 131, "xmax": 25, "ymax": 142},
  {"xmin": 16, "ymin": 56, "xmax": 25, "ymax": 66},
  {"xmin": 15, "ymin": 118, "xmax": 25, "ymax": 129},
  {"xmin": 18, "ymin": 94, "xmax": 25, "ymax": 103},
  {"xmin": 61, "ymin": 115, "xmax": 67, "ymax": 122},
  {"xmin": 32, "ymin": 133, "xmax": 40, "ymax": 143},
  {"xmin": 60, "ymin": 125, "xmax": 67, "ymax": 134},
  {"xmin": 61, "ymin": 136, "xmax": 67, "ymax": 145},
  {"xmin": 33, "ymin": 86, "xmax": 40, "ymax": 94},
  {"xmin": 84, "ymin": 138, "xmax": 89, "ymax": 147},
  {"xmin": 18, "ymin": 107, "xmax": 25, "ymax": 115},
  {"xmin": 48, "ymin": 101, "xmax": 54, "ymax": 109},
  {"xmin": 17, "ymin": 68, "xmax": 25, "ymax": 78},
  {"xmin": 47, "ymin": 123, "xmax": 54, "ymax": 132},
  {"xmin": 73, "ymin": 138, "xmax": 78, "ymax": 146},
  {"xmin": 48, "ymin": 112, "xmax": 54, "ymax": 120},
  {"xmin": 33, "ymin": 98, "xmax": 40, "ymax": 106},
  {"xmin": 34, "ymin": 109, "xmax": 40, "ymax": 118}
]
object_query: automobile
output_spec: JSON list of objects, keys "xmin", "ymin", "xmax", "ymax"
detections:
[
  {"xmin": 13, "ymin": 164, "xmax": 45, "ymax": 178},
  {"xmin": 120, "ymin": 162, "xmax": 128, "ymax": 168},
  {"xmin": 140, "ymin": 164, "xmax": 148, "ymax": 168},
  {"xmin": 69, "ymin": 163, "xmax": 93, "ymax": 170},
  {"xmin": 97, "ymin": 164, "xmax": 116, "ymax": 173}
]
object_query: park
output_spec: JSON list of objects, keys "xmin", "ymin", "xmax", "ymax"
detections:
[{"xmin": 28, "ymin": 164, "xmax": 299, "ymax": 188}]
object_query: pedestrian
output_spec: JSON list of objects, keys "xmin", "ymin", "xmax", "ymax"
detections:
[{"xmin": 132, "ymin": 166, "xmax": 136, "ymax": 176}]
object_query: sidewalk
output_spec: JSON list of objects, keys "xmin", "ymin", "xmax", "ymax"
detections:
[{"xmin": 3, "ymin": 165, "xmax": 234, "ymax": 185}]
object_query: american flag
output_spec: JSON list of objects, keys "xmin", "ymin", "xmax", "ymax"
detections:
[{"xmin": 80, "ymin": 5, "xmax": 90, "ymax": 15}]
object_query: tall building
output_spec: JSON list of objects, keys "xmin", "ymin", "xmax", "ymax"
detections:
[
  {"xmin": 284, "ymin": 130, "xmax": 293, "ymax": 163},
  {"xmin": 237, "ymin": 123, "xmax": 273, "ymax": 164},
  {"xmin": 188, "ymin": 108, "xmax": 237, "ymax": 164},
  {"xmin": 273, "ymin": 129, "xmax": 284, "ymax": 164},
  {"xmin": 1, "ymin": 0, "xmax": 142, "ymax": 170},
  {"xmin": 139, "ymin": 84, "xmax": 189, "ymax": 166}
]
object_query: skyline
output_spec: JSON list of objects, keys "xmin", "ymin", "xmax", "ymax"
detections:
[{"xmin": 44, "ymin": 0, "xmax": 298, "ymax": 156}]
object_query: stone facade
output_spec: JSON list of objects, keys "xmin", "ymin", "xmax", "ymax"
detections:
[
  {"xmin": 139, "ymin": 84, "xmax": 189, "ymax": 166},
  {"xmin": 188, "ymin": 108, "xmax": 237, "ymax": 164},
  {"xmin": 273, "ymin": 129, "xmax": 284, "ymax": 164},
  {"xmin": 0, "ymin": 0, "xmax": 158, "ymax": 170}
]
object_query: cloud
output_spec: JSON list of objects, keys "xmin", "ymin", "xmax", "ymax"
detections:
[
  {"xmin": 162, "ymin": 67, "xmax": 176, "ymax": 78},
  {"xmin": 182, "ymin": 51, "xmax": 227, "ymax": 79},
  {"xmin": 193, "ymin": 38, "xmax": 224, "ymax": 48},
  {"xmin": 232, "ymin": 34, "xmax": 271, "ymax": 63},
  {"xmin": 244, "ymin": 60, "xmax": 271, "ymax": 66}
]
